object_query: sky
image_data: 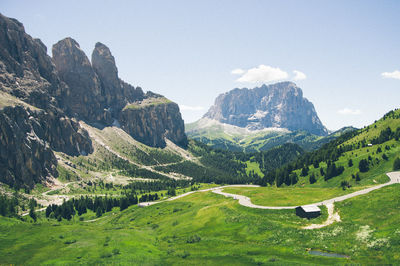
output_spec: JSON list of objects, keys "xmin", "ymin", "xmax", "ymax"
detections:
[{"xmin": 2, "ymin": 0, "xmax": 400, "ymax": 130}]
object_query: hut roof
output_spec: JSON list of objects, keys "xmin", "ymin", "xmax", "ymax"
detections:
[{"xmin": 300, "ymin": 205, "xmax": 321, "ymax": 213}]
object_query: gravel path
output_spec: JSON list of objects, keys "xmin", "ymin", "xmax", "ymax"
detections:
[
  {"xmin": 140, "ymin": 172, "xmax": 400, "ymax": 209},
  {"xmin": 140, "ymin": 172, "xmax": 400, "ymax": 229},
  {"xmin": 302, "ymin": 203, "xmax": 341, "ymax": 229},
  {"xmin": 27, "ymin": 171, "xmax": 400, "ymax": 228},
  {"xmin": 214, "ymin": 172, "xmax": 400, "ymax": 209}
]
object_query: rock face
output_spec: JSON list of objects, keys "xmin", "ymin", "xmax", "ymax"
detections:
[
  {"xmin": 120, "ymin": 94, "xmax": 187, "ymax": 148},
  {"xmin": 0, "ymin": 14, "xmax": 94, "ymax": 188},
  {"xmin": 0, "ymin": 13, "xmax": 61, "ymax": 109},
  {"xmin": 91, "ymin": 42, "xmax": 144, "ymax": 117},
  {"xmin": 204, "ymin": 82, "xmax": 328, "ymax": 136},
  {"xmin": 52, "ymin": 38, "xmax": 185, "ymax": 147},
  {"xmin": 0, "ymin": 14, "xmax": 187, "ymax": 187},
  {"xmin": 0, "ymin": 105, "xmax": 92, "ymax": 188},
  {"xmin": 52, "ymin": 38, "xmax": 112, "ymax": 124}
]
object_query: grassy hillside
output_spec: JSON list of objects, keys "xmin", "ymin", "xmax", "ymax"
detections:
[
  {"xmin": 1, "ymin": 184, "xmax": 400, "ymax": 264},
  {"xmin": 1, "ymin": 110, "xmax": 400, "ymax": 264},
  {"xmin": 222, "ymin": 109, "xmax": 400, "ymax": 213}
]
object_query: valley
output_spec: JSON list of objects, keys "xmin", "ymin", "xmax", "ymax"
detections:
[{"xmin": 0, "ymin": 10, "xmax": 400, "ymax": 266}]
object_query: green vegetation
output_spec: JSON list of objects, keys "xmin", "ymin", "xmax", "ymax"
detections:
[
  {"xmin": 258, "ymin": 109, "xmax": 400, "ymax": 189},
  {"xmin": 186, "ymin": 118, "xmax": 356, "ymax": 152},
  {"xmin": 2, "ymin": 104, "xmax": 400, "ymax": 264},
  {"xmin": 123, "ymin": 97, "xmax": 172, "ymax": 110},
  {"xmin": 222, "ymin": 186, "xmax": 367, "ymax": 206},
  {"xmin": 0, "ymin": 91, "xmax": 40, "ymax": 110},
  {"xmin": 2, "ymin": 184, "xmax": 400, "ymax": 264}
]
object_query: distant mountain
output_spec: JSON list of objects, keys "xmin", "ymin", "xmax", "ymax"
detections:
[
  {"xmin": 187, "ymin": 82, "xmax": 349, "ymax": 152},
  {"xmin": 204, "ymin": 82, "xmax": 328, "ymax": 135}
]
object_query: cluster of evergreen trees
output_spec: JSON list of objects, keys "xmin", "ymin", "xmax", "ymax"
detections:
[
  {"xmin": 371, "ymin": 127, "xmax": 400, "ymax": 144},
  {"xmin": 0, "ymin": 194, "xmax": 18, "ymax": 217},
  {"xmin": 244, "ymin": 143, "xmax": 305, "ymax": 174},
  {"xmin": 258, "ymin": 109, "xmax": 400, "ymax": 187},
  {"xmin": 45, "ymin": 191, "xmax": 161, "ymax": 221},
  {"xmin": 258, "ymin": 130, "xmax": 358, "ymax": 187},
  {"xmin": 123, "ymin": 180, "xmax": 191, "ymax": 192}
]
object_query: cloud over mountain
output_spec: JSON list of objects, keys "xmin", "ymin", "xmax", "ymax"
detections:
[
  {"xmin": 233, "ymin": 65, "xmax": 288, "ymax": 83},
  {"xmin": 293, "ymin": 70, "xmax": 307, "ymax": 81},
  {"xmin": 381, "ymin": 70, "xmax": 400, "ymax": 80},
  {"xmin": 337, "ymin": 108, "xmax": 362, "ymax": 115}
]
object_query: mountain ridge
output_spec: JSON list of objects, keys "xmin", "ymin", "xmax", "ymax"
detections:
[
  {"xmin": 204, "ymin": 82, "xmax": 328, "ymax": 135},
  {"xmin": 0, "ymin": 13, "xmax": 187, "ymax": 188}
]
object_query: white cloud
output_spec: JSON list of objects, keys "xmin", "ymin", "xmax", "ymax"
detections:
[
  {"xmin": 293, "ymin": 70, "xmax": 307, "ymax": 81},
  {"xmin": 337, "ymin": 108, "xmax": 362, "ymax": 115},
  {"xmin": 231, "ymin": 68, "xmax": 245, "ymax": 75},
  {"xmin": 381, "ymin": 70, "xmax": 400, "ymax": 80},
  {"xmin": 235, "ymin": 65, "xmax": 288, "ymax": 83},
  {"xmin": 179, "ymin": 105, "xmax": 205, "ymax": 111}
]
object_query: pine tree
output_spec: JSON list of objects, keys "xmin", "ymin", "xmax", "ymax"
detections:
[
  {"xmin": 96, "ymin": 206, "xmax": 103, "ymax": 217},
  {"xmin": 45, "ymin": 206, "xmax": 52, "ymax": 217},
  {"xmin": 29, "ymin": 207, "xmax": 37, "ymax": 222},
  {"xmin": 348, "ymin": 159, "xmax": 353, "ymax": 167},
  {"xmin": 359, "ymin": 159, "xmax": 369, "ymax": 172},
  {"xmin": 393, "ymin": 157, "xmax": 400, "ymax": 171},
  {"xmin": 167, "ymin": 187, "xmax": 176, "ymax": 196},
  {"xmin": 119, "ymin": 198, "xmax": 129, "ymax": 211},
  {"xmin": 309, "ymin": 173, "xmax": 316, "ymax": 184},
  {"xmin": 300, "ymin": 166, "xmax": 309, "ymax": 177}
]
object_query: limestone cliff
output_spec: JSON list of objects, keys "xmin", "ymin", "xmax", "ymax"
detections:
[
  {"xmin": 120, "ymin": 94, "xmax": 187, "ymax": 148},
  {"xmin": 204, "ymin": 82, "xmax": 328, "ymax": 136},
  {"xmin": 0, "ymin": 104, "xmax": 92, "ymax": 189},
  {"xmin": 0, "ymin": 13, "xmax": 188, "ymax": 188},
  {"xmin": 52, "ymin": 38, "xmax": 186, "ymax": 148}
]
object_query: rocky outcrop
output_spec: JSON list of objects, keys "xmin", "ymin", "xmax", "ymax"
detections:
[
  {"xmin": 52, "ymin": 38, "xmax": 113, "ymax": 124},
  {"xmin": 120, "ymin": 94, "xmax": 187, "ymax": 148},
  {"xmin": 0, "ymin": 14, "xmax": 94, "ymax": 188},
  {"xmin": 0, "ymin": 13, "xmax": 188, "ymax": 188},
  {"xmin": 0, "ymin": 13, "xmax": 62, "ymax": 109},
  {"xmin": 53, "ymin": 38, "xmax": 185, "ymax": 147},
  {"xmin": 91, "ymin": 42, "xmax": 144, "ymax": 117},
  {"xmin": 0, "ymin": 105, "xmax": 92, "ymax": 188},
  {"xmin": 204, "ymin": 82, "xmax": 328, "ymax": 136}
]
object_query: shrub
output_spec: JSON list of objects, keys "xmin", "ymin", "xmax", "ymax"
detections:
[
  {"xmin": 348, "ymin": 159, "xmax": 353, "ymax": 167},
  {"xmin": 393, "ymin": 158, "xmax": 400, "ymax": 171},
  {"xmin": 112, "ymin": 248, "xmax": 120, "ymax": 255},
  {"xmin": 359, "ymin": 159, "xmax": 369, "ymax": 172},
  {"xmin": 100, "ymin": 252, "xmax": 112, "ymax": 258},
  {"xmin": 186, "ymin": 235, "xmax": 201, "ymax": 243},
  {"xmin": 309, "ymin": 173, "xmax": 316, "ymax": 184}
]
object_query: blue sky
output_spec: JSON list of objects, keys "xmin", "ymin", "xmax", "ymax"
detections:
[{"xmin": 2, "ymin": 0, "xmax": 400, "ymax": 130}]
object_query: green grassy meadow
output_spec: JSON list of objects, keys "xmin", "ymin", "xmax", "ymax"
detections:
[
  {"xmin": 222, "ymin": 186, "xmax": 368, "ymax": 206},
  {"xmin": 1, "ymin": 184, "xmax": 400, "ymax": 265}
]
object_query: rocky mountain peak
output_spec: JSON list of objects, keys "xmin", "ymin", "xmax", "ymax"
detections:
[
  {"xmin": 91, "ymin": 42, "xmax": 119, "ymax": 90},
  {"xmin": 204, "ymin": 82, "xmax": 328, "ymax": 136},
  {"xmin": 52, "ymin": 37, "xmax": 109, "ymax": 123},
  {"xmin": 0, "ymin": 13, "xmax": 188, "ymax": 189},
  {"xmin": 52, "ymin": 37, "xmax": 99, "ymax": 90}
]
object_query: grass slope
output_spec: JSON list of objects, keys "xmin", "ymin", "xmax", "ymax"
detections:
[
  {"xmin": 222, "ymin": 186, "xmax": 367, "ymax": 206},
  {"xmin": 1, "ymin": 184, "xmax": 400, "ymax": 264}
]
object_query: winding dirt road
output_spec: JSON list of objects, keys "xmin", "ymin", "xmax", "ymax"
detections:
[
  {"xmin": 141, "ymin": 172, "xmax": 400, "ymax": 229},
  {"xmin": 212, "ymin": 172, "xmax": 400, "ymax": 209}
]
